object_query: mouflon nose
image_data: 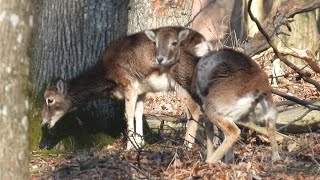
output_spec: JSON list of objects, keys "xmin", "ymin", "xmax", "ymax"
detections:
[{"xmin": 157, "ymin": 57, "xmax": 164, "ymax": 64}]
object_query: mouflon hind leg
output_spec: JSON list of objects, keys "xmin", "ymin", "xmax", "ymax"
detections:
[
  {"xmin": 265, "ymin": 109, "xmax": 281, "ymax": 161},
  {"xmin": 204, "ymin": 107, "xmax": 240, "ymax": 163}
]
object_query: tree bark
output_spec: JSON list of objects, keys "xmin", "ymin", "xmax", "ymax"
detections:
[
  {"xmin": 0, "ymin": 0, "xmax": 33, "ymax": 179},
  {"xmin": 32, "ymin": 0, "xmax": 129, "ymax": 91},
  {"xmin": 32, "ymin": 0, "xmax": 129, "ymax": 150}
]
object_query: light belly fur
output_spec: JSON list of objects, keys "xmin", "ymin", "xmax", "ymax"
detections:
[{"xmin": 111, "ymin": 72, "xmax": 177, "ymax": 99}]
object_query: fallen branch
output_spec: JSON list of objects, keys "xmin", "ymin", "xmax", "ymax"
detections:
[
  {"xmin": 30, "ymin": 167, "xmax": 50, "ymax": 174},
  {"xmin": 251, "ymin": 47, "xmax": 275, "ymax": 60},
  {"xmin": 145, "ymin": 114, "xmax": 289, "ymax": 143},
  {"xmin": 236, "ymin": 121, "xmax": 289, "ymax": 142},
  {"xmin": 276, "ymin": 103, "xmax": 320, "ymax": 133},
  {"xmin": 277, "ymin": 109, "xmax": 313, "ymax": 132}
]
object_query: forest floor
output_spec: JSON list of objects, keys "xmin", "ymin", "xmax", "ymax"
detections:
[
  {"xmin": 30, "ymin": 70, "xmax": 320, "ymax": 179},
  {"xmin": 30, "ymin": 133, "xmax": 320, "ymax": 179}
]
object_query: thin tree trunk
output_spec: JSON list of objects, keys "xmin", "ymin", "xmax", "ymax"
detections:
[
  {"xmin": 0, "ymin": 0, "xmax": 33, "ymax": 179},
  {"xmin": 189, "ymin": 0, "xmax": 234, "ymax": 41}
]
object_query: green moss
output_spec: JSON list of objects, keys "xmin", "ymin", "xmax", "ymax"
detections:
[
  {"xmin": 29, "ymin": 107, "xmax": 42, "ymax": 151},
  {"xmin": 61, "ymin": 133, "xmax": 116, "ymax": 151},
  {"xmin": 293, "ymin": 164, "xmax": 320, "ymax": 175},
  {"xmin": 31, "ymin": 149, "xmax": 71, "ymax": 156}
]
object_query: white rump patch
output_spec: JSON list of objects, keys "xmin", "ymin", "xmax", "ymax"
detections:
[
  {"xmin": 223, "ymin": 93, "xmax": 277, "ymax": 123},
  {"xmin": 225, "ymin": 94, "xmax": 256, "ymax": 121},
  {"xmin": 195, "ymin": 41, "xmax": 213, "ymax": 57}
]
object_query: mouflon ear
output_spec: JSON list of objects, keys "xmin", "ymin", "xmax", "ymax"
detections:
[
  {"xmin": 56, "ymin": 79, "xmax": 68, "ymax": 96},
  {"xmin": 145, "ymin": 30, "xmax": 156, "ymax": 42},
  {"xmin": 178, "ymin": 29, "xmax": 190, "ymax": 43}
]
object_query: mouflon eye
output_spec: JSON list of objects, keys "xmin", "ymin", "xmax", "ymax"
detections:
[
  {"xmin": 46, "ymin": 98, "xmax": 54, "ymax": 105},
  {"xmin": 171, "ymin": 42, "xmax": 178, "ymax": 47}
]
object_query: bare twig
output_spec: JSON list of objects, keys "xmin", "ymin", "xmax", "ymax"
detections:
[
  {"xmin": 247, "ymin": 0, "xmax": 320, "ymax": 92},
  {"xmin": 166, "ymin": 148, "xmax": 178, "ymax": 170},
  {"xmin": 183, "ymin": 134, "xmax": 206, "ymax": 149},
  {"xmin": 127, "ymin": 163, "xmax": 150, "ymax": 178},
  {"xmin": 185, "ymin": 0, "xmax": 217, "ymax": 27},
  {"xmin": 275, "ymin": 99, "xmax": 319, "ymax": 107},
  {"xmin": 310, "ymin": 148, "xmax": 320, "ymax": 167},
  {"xmin": 272, "ymin": 89, "xmax": 320, "ymax": 111}
]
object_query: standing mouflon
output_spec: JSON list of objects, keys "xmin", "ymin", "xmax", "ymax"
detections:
[
  {"xmin": 41, "ymin": 26, "xmax": 205, "ymax": 150},
  {"xmin": 145, "ymin": 28, "xmax": 280, "ymax": 163}
]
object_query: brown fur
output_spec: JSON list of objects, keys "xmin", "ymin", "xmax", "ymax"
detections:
[
  {"xmin": 195, "ymin": 49, "xmax": 280, "ymax": 163},
  {"xmin": 145, "ymin": 26, "xmax": 205, "ymax": 147},
  {"xmin": 42, "ymin": 26, "xmax": 204, "ymax": 150},
  {"xmin": 152, "ymin": 33, "xmax": 280, "ymax": 163}
]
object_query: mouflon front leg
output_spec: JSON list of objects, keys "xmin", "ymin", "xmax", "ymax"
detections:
[
  {"xmin": 124, "ymin": 87, "xmax": 139, "ymax": 150},
  {"xmin": 179, "ymin": 88, "xmax": 201, "ymax": 148},
  {"xmin": 134, "ymin": 94, "xmax": 146, "ymax": 147}
]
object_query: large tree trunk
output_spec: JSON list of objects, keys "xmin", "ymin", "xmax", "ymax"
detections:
[
  {"xmin": 32, "ymin": 0, "xmax": 128, "ymax": 92},
  {"xmin": 127, "ymin": 0, "xmax": 192, "ymax": 34},
  {"xmin": 0, "ymin": 0, "xmax": 33, "ymax": 179},
  {"xmin": 31, "ymin": 0, "xmax": 129, "ymax": 150}
]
